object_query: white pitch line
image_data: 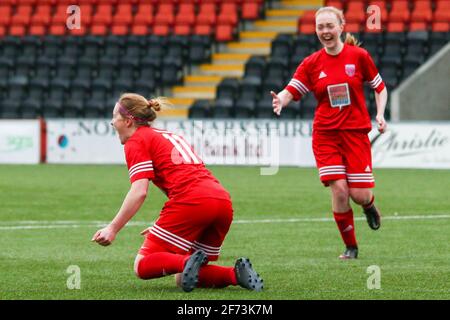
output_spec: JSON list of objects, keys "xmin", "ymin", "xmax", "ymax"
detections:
[{"xmin": 0, "ymin": 214, "xmax": 449, "ymax": 230}]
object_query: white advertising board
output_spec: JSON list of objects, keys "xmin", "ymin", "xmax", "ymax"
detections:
[
  {"xmin": 46, "ymin": 119, "xmax": 125, "ymax": 164},
  {"xmin": 369, "ymin": 122, "xmax": 450, "ymax": 169},
  {"xmin": 46, "ymin": 119, "xmax": 450, "ymax": 169},
  {"xmin": 0, "ymin": 120, "xmax": 41, "ymax": 164}
]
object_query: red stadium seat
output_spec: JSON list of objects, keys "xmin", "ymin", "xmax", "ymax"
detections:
[
  {"xmin": 153, "ymin": 23, "xmax": 171, "ymax": 36},
  {"xmin": 173, "ymin": 24, "xmax": 192, "ymax": 36},
  {"xmin": 11, "ymin": 5, "xmax": 32, "ymax": 25},
  {"xmin": 345, "ymin": 22, "xmax": 361, "ymax": 33},
  {"xmin": 131, "ymin": 24, "xmax": 149, "ymax": 35},
  {"xmin": 413, "ymin": 0, "xmax": 432, "ymax": 9},
  {"xmin": 91, "ymin": 24, "xmax": 108, "ymax": 35},
  {"xmin": 300, "ymin": 11, "xmax": 316, "ymax": 24},
  {"xmin": 93, "ymin": 4, "xmax": 113, "ymax": 25},
  {"xmin": 0, "ymin": 26, "xmax": 6, "ymax": 38},
  {"xmin": 113, "ymin": 4, "xmax": 133, "ymax": 26},
  {"xmin": 52, "ymin": 5, "xmax": 68, "ymax": 25},
  {"xmin": 134, "ymin": 4, "xmax": 154, "ymax": 26},
  {"xmin": 435, "ymin": 0, "xmax": 450, "ymax": 10},
  {"xmin": 49, "ymin": 24, "xmax": 67, "ymax": 36},
  {"xmin": 388, "ymin": 10, "xmax": 410, "ymax": 24},
  {"xmin": 299, "ymin": 22, "xmax": 316, "ymax": 34},
  {"xmin": 30, "ymin": 5, "xmax": 52, "ymax": 26},
  {"xmin": 215, "ymin": 23, "xmax": 234, "ymax": 42},
  {"xmin": 387, "ymin": 21, "xmax": 405, "ymax": 32},
  {"xmin": 194, "ymin": 23, "xmax": 213, "ymax": 36},
  {"xmin": 0, "ymin": 6, "xmax": 12, "ymax": 27},
  {"xmin": 29, "ymin": 24, "xmax": 46, "ymax": 36},
  {"xmin": 217, "ymin": 11, "xmax": 238, "ymax": 26},
  {"xmin": 241, "ymin": 1, "xmax": 262, "ymax": 21},
  {"xmin": 17, "ymin": 0, "xmax": 37, "ymax": 4},
  {"xmin": 178, "ymin": 3, "xmax": 196, "ymax": 15},
  {"xmin": 409, "ymin": 21, "xmax": 428, "ymax": 31},
  {"xmin": 198, "ymin": 3, "xmax": 217, "ymax": 15},
  {"xmin": 432, "ymin": 22, "xmax": 449, "ymax": 32},
  {"xmin": 9, "ymin": 25, "xmax": 26, "ymax": 36},
  {"xmin": 111, "ymin": 24, "xmax": 129, "ymax": 36},
  {"xmin": 158, "ymin": 3, "xmax": 175, "ymax": 14},
  {"xmin": 433, "ymin": 10, "xmax": 450, "ymax": 22},
  {"xmin": 325, "ymin": 1, "xmax": 343, "ymax": 9},
  {"xmin": 346, "ymin": 10, "xmax": 365, "ymax": 24},
  {"xmin": 346, "ymin": 1, "xmax": 365, "ymax": 12}
]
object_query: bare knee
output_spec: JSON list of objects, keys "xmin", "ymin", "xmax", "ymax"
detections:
[
  {"xmin": 331, "ymin": 181, "xmax": 349, "ymax": 205},
  {"xmin": 350, "ymin": 189, "xmax": 372, "ymax": 206},
  {"xmin": 134, "ymin": 254, "xmax": 144, "ymax": 279}
]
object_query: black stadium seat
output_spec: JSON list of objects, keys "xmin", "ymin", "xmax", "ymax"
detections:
[
  {"xmin": 1, "ymin": 99, "xmax": 21, "ymax": 118},
  {"xmin": 188, "ymin": 99, "xmax": 210, "ymax": 119},
  {"xmin": 216, "ymin": 78, "xmax": 240, "ymax": 100}
]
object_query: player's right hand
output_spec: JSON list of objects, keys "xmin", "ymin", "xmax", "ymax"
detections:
[
  {"xmin": 271, "ymin": 91, "xmax": 282, "ymax": 116},
  {"xmin": 91, "ymin": 226, "xmax": 117, "ymax": 246}
]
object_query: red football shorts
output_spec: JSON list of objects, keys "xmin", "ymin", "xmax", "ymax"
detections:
[
  {"xmin": 139, "ymin": 198, "xmax": 233, "ymax": 261},
  {"xmin": 312, "ymin": 129, "xmax": 375, "ymax": 188}
]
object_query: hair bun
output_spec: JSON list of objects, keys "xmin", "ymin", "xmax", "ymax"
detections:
[{"xmin": 148, "ymin": 99, "xmax": 161, "ymax": 112}]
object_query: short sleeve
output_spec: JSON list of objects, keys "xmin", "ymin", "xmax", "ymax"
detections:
[
  {"xmin": 124, "ymin": 139, "xmax": 154, "ymax": 183},
  {"xmin": 362, "ymin": 50, "xmax": 385, "ymax": 93},
  {"xmin": 285, "ymin": 59, "xmax": 312, "ymax": 101}
]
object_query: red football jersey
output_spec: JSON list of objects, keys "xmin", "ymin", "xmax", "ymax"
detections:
[
  {"xmin": 124, "ymin": 126, "xmax": 230, "ymax": 202},
  {"xmin": 285, "ymin": 44, "xmax": 385, "ymax": 131}
]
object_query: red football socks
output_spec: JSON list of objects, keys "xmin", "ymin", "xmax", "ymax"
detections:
[
  {"xmin": 197, "ymin": 265, "xmax": 237, "ymax": 288},
  {"xmin": 136, "ymin": 252, "xmax": 186, "ymax": 279},
  {"xmin": 333, "ymin": 209, "xmax": 358, "ymax": 247}
]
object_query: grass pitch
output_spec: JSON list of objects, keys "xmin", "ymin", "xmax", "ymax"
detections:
[{"xmin": 0, "ymin": 165, "xmax": 449, "ymax": 300}]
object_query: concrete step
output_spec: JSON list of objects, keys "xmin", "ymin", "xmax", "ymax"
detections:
[
  {"xmin": 199, "ymin": 64, "xmax": 244, "ymax": 77},
  {"xmin": 266, "ymin": 9, "xmax": 304, "ymax": 20},
  {"xmin": 279, "ymin": 0, "xmax": 323, "ymax": 9},
  {"xmin": 239, "ymin": 31, "xmax": 279, "ymax": 42},
  {"xmin": 184, "ymin": 75, "xmax": 223, "ymax": 86},
  {"xmin": 158, "ymin": 106, "xmax": 189, "ymax": 119},
  {"xmin": 212, "ymin": 53, "xmax": 251, "ymax": 65},
  {"xmin": 252, "ymin": 20, "xmax": 298, "ymax": 33},
  {"xmin": 167, "ymin": 97, "xmax": 194, "ymax": 108},
  {"xmin": 172, "ymin": 86, "xmax": 216, "ymax": 99},
  {"xmin": 226, "ymin": 42, "xmax": 272, "ymax": 55}
]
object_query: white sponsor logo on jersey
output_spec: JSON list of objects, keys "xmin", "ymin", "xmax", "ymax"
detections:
[{"xmin": 319, "ymin": 71, "xmax": 327, "ymax": 79}]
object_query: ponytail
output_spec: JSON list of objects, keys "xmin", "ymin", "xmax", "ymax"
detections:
[{"xmin": 344, "ymin": 33, "xmax": 361, "ymax": 47}]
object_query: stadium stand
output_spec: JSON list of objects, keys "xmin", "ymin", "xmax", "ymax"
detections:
[
  {"xmin": 0, "ymin": 0, "xmax": 448, "ymax": 120},
  {"xmin": 188, "ymin": 0, "xmax": 449, "ymax": 119}
]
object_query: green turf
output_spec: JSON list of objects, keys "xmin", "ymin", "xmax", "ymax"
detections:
[{"xmin": 0, "ymin": 165, "xmax": 449, "ymax": 299}]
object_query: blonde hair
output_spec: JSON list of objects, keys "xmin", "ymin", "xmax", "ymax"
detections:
[
  {"xmin": 315, "ymin": 6, "xmax": 361, "ymax": 47},
  {"xmin": 118, "ymin": 93, "xmax": 171, "ymax": 125}
]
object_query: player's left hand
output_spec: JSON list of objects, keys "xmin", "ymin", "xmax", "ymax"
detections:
[
  {"xmin": 91, "ymin": 226, "xmax": 117, "ymax": 246},
  {"xmin": 376, "ymin": 114, "xmax": 387, "ymax": 133}
]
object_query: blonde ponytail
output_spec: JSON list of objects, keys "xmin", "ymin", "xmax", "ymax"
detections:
[{"xmin": 344, "ymin": 33, "xmax": 361, "ymax": 46}]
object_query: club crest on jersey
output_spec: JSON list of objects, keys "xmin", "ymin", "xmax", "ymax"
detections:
[{"xmin": 345, "ymin": 64, "xmax": 356, "ymax": 77}]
